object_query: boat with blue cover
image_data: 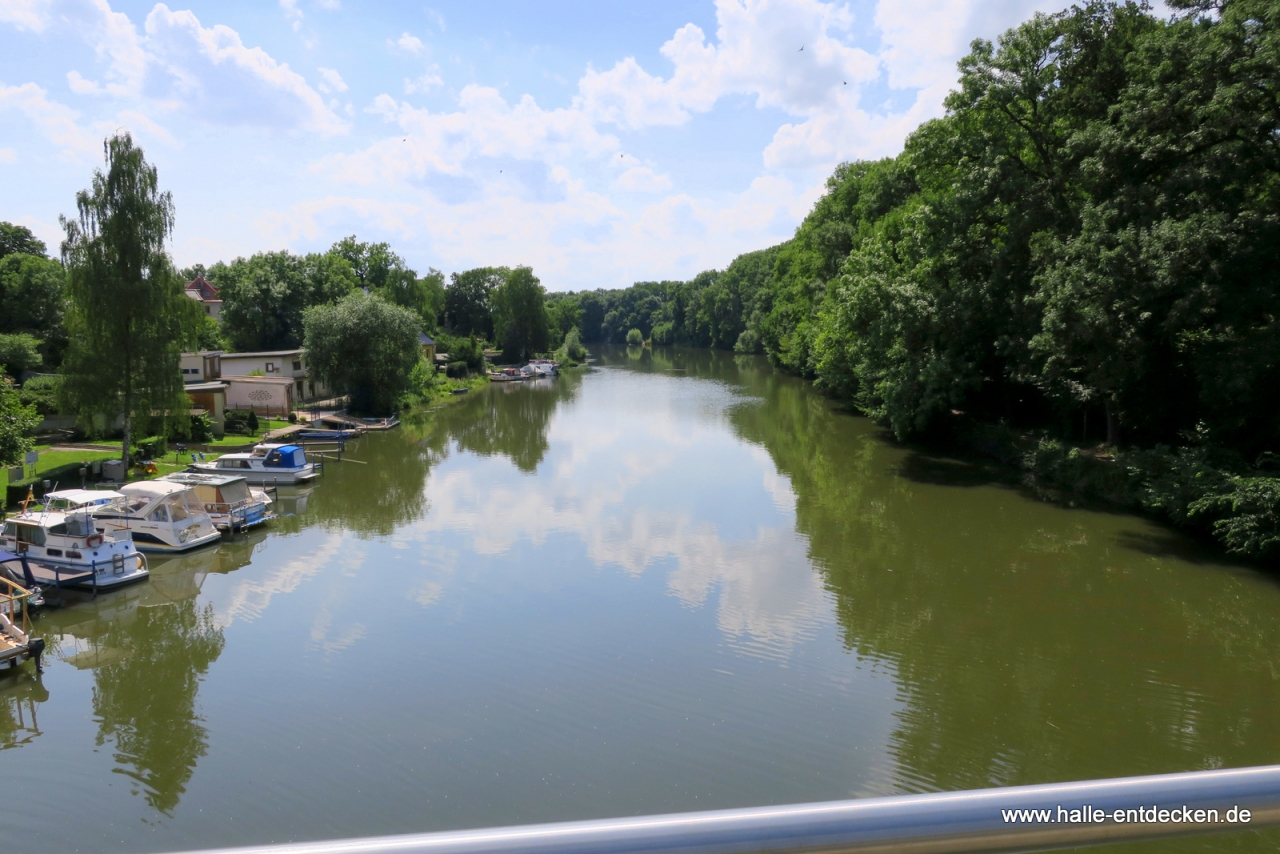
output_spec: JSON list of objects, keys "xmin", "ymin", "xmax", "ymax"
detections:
[
  {"xmin": 159, "ymin": 472, "xmax": 276, "ymax": 532},
  {"xmin": 188, "ymin": 443, "xmax": 320, "ymax": 485}
]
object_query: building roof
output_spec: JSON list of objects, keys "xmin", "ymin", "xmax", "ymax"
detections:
[
  {"xmin": 184, "ymin": 381, "xmax": 227, "ymax": 392},
  {"xmin": 220, "ymin": 349, "xmax": 304, "ymax": 359},
  {"xmin": 184, "ymin": 275, "xmax": 220, "ymax": 301},
  {"xmin": 418, "ymin": 333, "xmax": 436, "ymax": 346},
  {"xmin": 223, "ymin": 375, "xmax": 295, "ymax": 385}
]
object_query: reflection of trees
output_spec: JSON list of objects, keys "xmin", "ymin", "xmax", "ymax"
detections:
[
  {"xmin": 88, "ymin": 598, "xmax": 225, "ymax": 814},
  {"xmin": 419, "ymin": 372, "xmax": 583, "ymax": 473},
  {"xmin": 0, "ymin": 672, "xmax": 48, "ymax": 751},
  {"xmin": 306, "ymin": 430, "xmax": 431, "ymax": 536},
  {"xmin": 727, "ymin": 351, "xmax": 1280, "ymax": 793}
]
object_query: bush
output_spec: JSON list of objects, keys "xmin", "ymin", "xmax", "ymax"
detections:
[
  {"xmin": 446, "ymin": 361, "xmax": 469, "ymax": 378},
  {"xmin": 1190, "ymin": 478, "xmax": 1280, "ymax": 558},
  {"xmin": 17, "ymin": 374, "xmax": 63, "ymax": 415},
  {"xmin": 554, "ymin": 327, "xmax": 588, "ymax": 366},
  {"xmin": 247, "ymin": 410, "xmax": 259, "ymax": 433},
  {"xmin": 288, "ymin": 411, "xmax": 298, "ymax": 423},
  {"xmin": 223, "ymin": 410, "xmax": 254, "ymax": 435},
  {"xmin": 450, "ymin": 335, "xmax": 486, "ymax": 372},
  {"xmin": 650, "ymin": 322, "xmax": 674, "ymax": 346},
  {"xmin": 625, "ymin": 328, "xmax": 643, "ymax": 346}
]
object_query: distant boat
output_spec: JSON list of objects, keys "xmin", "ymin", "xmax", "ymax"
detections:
[
  {"xmin": 0, "ymin": 509, "xmax": 149, "ymax": 590},
  {"xmin": 91, "ymin": 481, "xmax": 223, "ymax": 553},
  {"xmin": 160, "ymin": 472, "xmax": 276, "ymax": 533},
  {"xmin": 188, "ymin": 443, "xmax": 321, "ymax": 485}
]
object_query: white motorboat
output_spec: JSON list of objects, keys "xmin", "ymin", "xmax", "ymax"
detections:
[
  {"xmin": 91, "ymin": 481, "xmax": 222, "ymax": 553},
  {"xmin": 188, "ymin": 443, "xmax": 320, "ymax": 485},
  {"xmin": 0, "ymin": 510, "xmax": 149, "ymax": 590},
  {"xmin": 159, "ymin": 472, "xmax": 276, "ymax": 532},
  {"xmin": 528, "ymin": 358, "xmax": 559, "ymax": 376}
]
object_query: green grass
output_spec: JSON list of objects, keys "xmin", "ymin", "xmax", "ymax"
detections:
[{"xmin": 2, "ymin": 448, "xmax": 120, "ymax": 493}]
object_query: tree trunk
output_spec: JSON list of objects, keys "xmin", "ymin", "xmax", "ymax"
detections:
[
  {"xmin": 121, "ymin": 412, "xmax": 131, "ymax": 471},
  {"xmin": 1104, "ymin": 397, "xmax": 1120, "ymax": 447}
]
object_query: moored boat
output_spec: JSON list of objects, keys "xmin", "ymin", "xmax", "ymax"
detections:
[
  {"xmin": 188, "ymin": 443, "xmax": 320, "ymax": 485},
  {"xmin": 43, "ymin": 488, "xmax": 124, "ymax": 511},
  {"xmin": 160, "ymin": 472, "xmax": 276, "ymax": 532},
  {"xmin": 0, "ymin": 510, "xmax": 148, "ymax": 590},
  {"xmin": 90, "ymin": 481, "xmax": 222, "ymax": 553},
  {"xmin": 0, "ymin": 564, "xmax": 45, "ymax": 672}
]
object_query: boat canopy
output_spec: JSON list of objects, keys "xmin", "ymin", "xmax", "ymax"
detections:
[
  {"xmin": 162, "ymin": 473, "xmax": 252, "ymax": 505},
  {"xmin": 264, "ymin": 445, "xmax": 306, "ymax": 468},
  {"xmin": 99, "ymin": 482, "xmax": 203, "ymax": 521},
  {"xmin": 43, "ymin": 489, "xmax": 124, "ymax": 510}
]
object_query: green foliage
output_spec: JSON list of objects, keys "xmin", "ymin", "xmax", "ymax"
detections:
[
  {"xmin": 186, "ymin": 314, "xmax": 227, "ymax": 351},
  {"xmin": 215, "ymin": 250, "xmax": 358, "ymax": 352},
  {"xmin": 446, "ymin": 361, "xmax": 469, "ymax": 379},
  {"xmin": 330, "ymin": 235, "xmax": 443, "ymax": 330},
  {"xmin": 446, "ymin": 267, "xmax": 504, "ymax": 338},
  {"xmin": 492, "ymin": 266, "xmax": 551, "ymax": 362},
  {"xmin": 247, "ymin": 410, "xmax": 259, "ymax": 433},
  {"xmin": 554, "ymin": 327, "xmax": 588, "ymax": 365},
  {"xmin": 650, "ymin": 321, "xmax": 675, "ymax": 345},
  {"xmin": 303, "ymin": 291, "xmax": 422, "ymax": 414},
  {"xmin": 546, "ymin": 296, "xmax": 582, "ymax": 346},
  {"xmin": 0, "ymin": 222, "xmax": 46, "ymax": 260},
  {"xmin": 59, "ymin": 133, "xmax": 191, "ymax": 468},
  {"xmin": 0, "ymin": 251, "xmax": 67, "ymax": 366},
  {"xmin": 625, "ymin": 328, "xmax": 643, "ymax": 346},
  {"xmin": 223, "ymin": 410, "xmax": 254, "ymax": 436},
  {"xmin": 17, "ymin": 374, "xmax": 63, "ymax": 415},
  {"xmin": 0, "ymin": 378, "xmax": 40, "ymax": 465},
  {"xmin": 0, "ymin": 333, "xmax": 43, "ymax": 376},
  {"xmin": 1191, "ymin": 478, "xmax": 1280, "ymax": 559},
  {"xmin": 446, "ymin": 335, "xmax": 486, "ymax": 372}
]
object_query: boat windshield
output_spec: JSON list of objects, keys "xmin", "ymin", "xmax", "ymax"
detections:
[
  {"xmin": 165, "ymin": 493, "xmax": 195, "ymax": 521},
  {"xmin": 65, "ymin": 513, "xmax": 95, "ymax": 537}
]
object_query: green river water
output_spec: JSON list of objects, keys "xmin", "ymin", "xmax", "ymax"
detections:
[{"xmin": 3, "ymin": 346, "xmax": 1279, "ymax": 853}]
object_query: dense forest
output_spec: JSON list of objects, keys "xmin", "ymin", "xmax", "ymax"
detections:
[{"xmin": 547, "ymin": 0, "xmax": 1280, "ymax": 560}]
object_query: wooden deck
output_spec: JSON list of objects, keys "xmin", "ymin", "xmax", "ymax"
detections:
[{"xmin": 26, "ymin": 562, "xmax": 95, "ymax": 588}]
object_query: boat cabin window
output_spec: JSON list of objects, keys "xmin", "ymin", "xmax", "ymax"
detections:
[
  {"xmin": 10, "ymin": 524, "xmax": 45, "ymax": 546},
  {"xmin": 220, "ymin": 458, "xmax": 250, "ymax": 469},
  {"xmin": 47, "ymin": 522, "xmax": 68, "ymax": 535},
  {"xmin": 148, "ymin": 504, "xmax": 170, "ymax": 523}
]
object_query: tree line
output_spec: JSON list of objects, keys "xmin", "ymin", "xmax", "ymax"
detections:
[{"xmin": 540, "ymin": 0, "xmax": 1280, "ymax": 560}]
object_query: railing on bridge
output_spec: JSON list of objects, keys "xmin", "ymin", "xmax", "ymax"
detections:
[{"xmin": 174, "ymin": 764, "xmax": 1280, "ymax": 854}]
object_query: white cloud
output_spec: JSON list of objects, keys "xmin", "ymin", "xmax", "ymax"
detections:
[
  {"xmin": 615, "ymin": 165, "xmax": 673, "ymax": 193},
  {"xmin": 279, "ymin": 0, "xmax": 303, "ymax": 30},
  {"xmin": 144, "ymin": 4, "xmax": 348, "ymax": 135},
  {"xmin": 404, "ymin": 66, "xmax": 442, "ymax": 95},
  {"xmin": 0, "ymin": 82, "xmax": 98, "ymax": 157},
  {"xmin": 0, "ymin": 0, "xmax": 50, "ymax": 32},
  {"xmin": 390, "ymin": 31, "xmax": 425, "ymax": 54},
  {"xmin": 317, "ymin": 66, "xmax": 348, "ymax": 93},
  {"xmin": 424, "ymin": 8, "xmax": 445, "ymax": 32}
]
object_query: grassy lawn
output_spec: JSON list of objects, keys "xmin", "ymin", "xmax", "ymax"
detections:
[{"xmin": 2, "ymin": 448, "xmax": 121, "ymax": 493}]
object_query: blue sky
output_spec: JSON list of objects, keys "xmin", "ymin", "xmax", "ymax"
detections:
[{"xmin": 2, "ymin": 0, "xmax": 1087, "ymax": 291}]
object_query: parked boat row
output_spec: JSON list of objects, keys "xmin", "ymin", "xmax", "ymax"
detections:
[{"xmin": 490, "ymin": 359, "xmax": 561, "ymax": 382}]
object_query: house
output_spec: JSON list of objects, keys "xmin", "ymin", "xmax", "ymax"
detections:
[
  {"xmin": 180, "ymin": 348, "xmax": 332, "ymax": 403},
  {"xmin": 184, "ymin": 381, "xmax": 227, "ymax": 438},
  {"xmin": 222, "ymin": 375, "xmax": 295, "ymax": 417},
  {"xmin": 184, "ymin": 275, "xmax": 223, "ymax": 322},
  {"xmin": 418, "ymin": 333, "xmax": 436, "ymax": 363}
]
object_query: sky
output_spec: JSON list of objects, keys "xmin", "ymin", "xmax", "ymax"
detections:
[{"xmin": 2, "ymin": 0, "xmax": 1095, "ymax": 292}]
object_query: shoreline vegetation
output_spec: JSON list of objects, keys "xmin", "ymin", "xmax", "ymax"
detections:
[{"xmin": 541, "ymin": 1, "xmax": 1280, "ymax": 565}]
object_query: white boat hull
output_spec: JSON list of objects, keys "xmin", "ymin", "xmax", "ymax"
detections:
[{"xmin": 187, "ymin": 462, "xmax": 319, "ymax": 484}]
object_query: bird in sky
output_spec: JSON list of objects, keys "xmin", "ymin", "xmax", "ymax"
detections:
[{"xmin": 798, "ymin": 45, "xmax": 804, "ymax": 51}]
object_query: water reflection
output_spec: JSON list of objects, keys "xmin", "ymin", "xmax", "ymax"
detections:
[
  {"xmin": 714, "ymin": 346, "xmax": 1280, "ymax": 796},
  {"xmin": 41, "ymin": 551, "xmax": 227, "ymax": 814},
  {"xmin": 0, "ymin": 672, "xmax": 47, "ymax": 750}
]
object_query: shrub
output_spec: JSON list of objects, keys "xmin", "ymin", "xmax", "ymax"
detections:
[
  {"xmin": 17, "ymin": 374, "xmax": 63, "ymax": 415},
  {"xmin": 1190, "ymin": 478, "xmax": 1280, "ymax": 558},
  {"xmin": 288, "ymin": 411, "xmax": 298, "ymax": 423},
  {"xmin": 223, "ymin": 410, "xmax": 253, "ymax": 435},
  {"xmin": 650, "ymin": 322, "xmax": 674, "ymax": 346},
  {"xmin": 247, "ymin": 410, "xmax": 259, "ymax": 433},
  {"xmin": 450, "ymin": 335, "xmax": 486, "ymax": 372},
  {"xmin": 446, "ymin": 361, "xmax": 469, "ymax": 378},
  {"xmin": 555, "ymin": 327, "xmax": 588, "ymax": 365},
  {"xmin": 625, "ymin": 328, "xmax": 643, "ymax": 346}
]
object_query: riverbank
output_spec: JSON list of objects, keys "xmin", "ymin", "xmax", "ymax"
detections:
[{"xmin": 920, "ymin": 413, "xmax": 1280, "ymax": 566}]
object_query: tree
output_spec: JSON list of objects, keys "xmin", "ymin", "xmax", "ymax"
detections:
[
  {"xmin": 329, "ymin": 235, "xmax": 443, "ymax": 328},
  {"xmin": 216, "ymin": 251, "xmax": 357, "ymax": 351},
  {"xmin": 304, "ymin": 292, "xmax": 422, "ymax": 414},
  {"xmin": 0, "ymin": 222, "xmax": 46, "ymax": 260},
  {"xmin": 445, "ymin": 267, "xmax": 504, "ymax": 338},
  {"xmin": 0, "ymin": 377, "xmax": 40, "ymax": 466},
  {"xmin": 0, "ymin": 252, "xmax": 66, "ymax": 364},
  {"xmin": 547, "ymin": 296, "xmax": 582, "ymax": 344},
  {"xmin": 0, "ymin": 333, "xmax": 43, "ymax": 377},
  {"xmin": 59, "ymin": 133, "xmax": 192, "ymax": 468},
  {"xmin": 492, "ymin": 266, "xmax": 551, "ymax": 362}
]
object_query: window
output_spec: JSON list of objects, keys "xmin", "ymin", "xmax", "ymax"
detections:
[
  {"xmin": 292, "ymin": 360, "xmax": 302, "ymax": 371},
  {"xmin": 148, "ymin": 504, "xmax": 170, "ymax": 523},
  {"xmin": 265, "ymin": 362, "xmax": 275, "ymax": 373}
]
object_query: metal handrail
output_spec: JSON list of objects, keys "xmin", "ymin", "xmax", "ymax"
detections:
[{"xmin": 174, "ymin": 765, "xmax": 1280, "ymax": 854}]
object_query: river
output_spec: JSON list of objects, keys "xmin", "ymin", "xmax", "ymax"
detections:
[{"xmin": 3, "ymin": 346, "xmax": 1279, "ymax": 853}]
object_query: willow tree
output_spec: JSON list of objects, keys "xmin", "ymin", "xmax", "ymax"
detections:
[{"xmin": 60, "ymin": 134, "xmax": 193, "ymax": 467}]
